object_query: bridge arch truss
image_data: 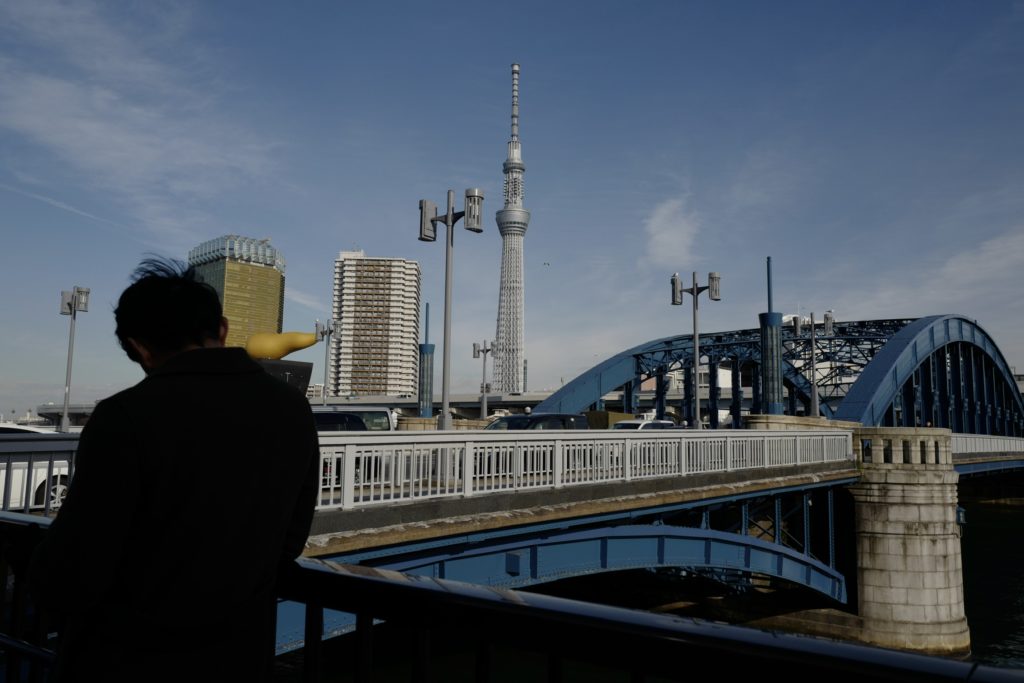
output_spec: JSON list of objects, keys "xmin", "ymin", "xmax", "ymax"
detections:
[{"xmin": 536, "ymin": 315, "xmax": 1024, "ymax": 435}]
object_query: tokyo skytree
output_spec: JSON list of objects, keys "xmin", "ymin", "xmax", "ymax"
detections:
[{"xmin": 493, "ymin": 63, "xmax": 530, "ymax": 393}]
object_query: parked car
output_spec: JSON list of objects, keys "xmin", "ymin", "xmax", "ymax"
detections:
[
  {"xmin": 611, "ymin": 419, "xmax": 677, "ymax": 430},
  {"xmin": 484, "ymin": 413, "xmax": 590, "ymax": 430},
  {"xmin": 311, "ymin": 406, "xmax": 394, "ymax": 431},
  {"xmin": 0, "ymin": 426, "xmax": 72, "ymax": 510},
  {"xmin": 310, "ymin": 411, "xmax": 367, "ymax": 432}
]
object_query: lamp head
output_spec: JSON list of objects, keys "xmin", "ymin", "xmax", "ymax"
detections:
[
  {"xmin": 670, "ymin": 273, "xmax": 683, "ymax": 306},
  {"xmin": 419, "ymin": 199, "xmax": 437, "ymax": 242},
  {"xmin": 464, "ymin": 188, "xmax": 484, "ymax": 232},
  {"xmin": 707, "ymin": 272, "xmax": 721, "ymax": 301}
]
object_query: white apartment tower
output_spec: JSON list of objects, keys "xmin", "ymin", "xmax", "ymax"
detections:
[
  {"xmin": 330, "ymin": 251, "xmax": 421, "ymax": 397},
  {"xmin": 493, "ymin": 63, "xmax": 530, "ymax": 393}
]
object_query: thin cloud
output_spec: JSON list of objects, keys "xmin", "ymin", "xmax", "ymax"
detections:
[
  {"xmin": 285, "ymin": 288, "xmax": 328, "ymax": 313},
  {"xmin": 0, "ymin": 182, "xmax": 132, "ymax": 232},
  {"xmin": 643, "ymin": 197, "xmax": 700, "ymax": 268},
  {"xmin": 832, "ymin": 227, "xmax": 1024, "ymax": 320},
  {"xmin": 0, "ymin": 2, "xmax": 276, "ymax": 242}
]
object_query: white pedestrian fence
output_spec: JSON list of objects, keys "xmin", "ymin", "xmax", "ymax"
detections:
[
  {"xmin": 0, "ymin": 435, "xmax": 76, "ymax": 513},
  {"xmin": 951, "ymin": 434, "xmax": 1024, "ymax": 457},
  {"xmin": 316, "ymin": 430, "xmax": 854, "ymax": 511}
]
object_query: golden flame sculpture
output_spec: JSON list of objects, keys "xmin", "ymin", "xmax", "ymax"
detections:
[{"xmin": 245, "ymin": 331, "xmax": 319, "ymax": 360}]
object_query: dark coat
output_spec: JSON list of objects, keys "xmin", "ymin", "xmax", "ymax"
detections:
[{"xmin": 30, "ymin": 348, "xmax": 320, "ymax": 682}]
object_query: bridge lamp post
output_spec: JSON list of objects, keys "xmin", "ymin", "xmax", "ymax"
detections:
[
  {"xmin": 793, "ymin": 310, "xmax": 834, "ymax": 418},
  {"xmin": 316, "ymin": 319, "xmax": 335, "ymax": 406},
  {"xmin": 419, "ymin": 188, "xmax": 484, "ymax": 430},
  {"xmin": 59, "ymin": 286, "xmax": 90, "ymax": 433},
  {"xmin": 473, "ymin": 340, "xmax": 494, "ymax": 420},
  {"xmin": 671, "ymin": 272, "xmax": 721, "ymax": 430}
]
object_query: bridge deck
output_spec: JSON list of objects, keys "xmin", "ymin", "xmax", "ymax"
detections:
[{"xmin": 307, "ymin": 460, "xmax": 858, "ymax": 556}]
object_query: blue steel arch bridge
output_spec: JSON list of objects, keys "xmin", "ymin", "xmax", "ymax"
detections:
[{"xmin": 536, "ymin": 314, "xmax": 1024, "ymax": 436}]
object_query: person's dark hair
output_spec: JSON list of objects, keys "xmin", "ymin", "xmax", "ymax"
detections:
[{"xmin": 115, "ymin": 257, "xmax": 223, "ymax": 362}]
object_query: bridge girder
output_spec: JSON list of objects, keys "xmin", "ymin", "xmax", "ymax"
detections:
[{"xmin": 380, "ymin": 525, "xmax": 847, "ymax": 603}]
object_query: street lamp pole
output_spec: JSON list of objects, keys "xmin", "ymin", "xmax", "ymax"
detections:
[
  {"xmin": 316, "ymin": 319, "xmax": 334, "ymax": 406},
  {"xmin": 809, "ymin": 312, "xmax": 819, "ymax": 419},
  {"xmin": 671, "ymin": 272, "xmax": 720, "ymax": 430},
  {"xmin": 419, "ymin": 188, "xmax": 484, "ymax": 430},
  {"xmin": 59, "ymin": 286, "xmax": 90, "ymax": 433},
  {"xmin": 473, "ymin": 340, "xmax": 493, "ymax": 420}
]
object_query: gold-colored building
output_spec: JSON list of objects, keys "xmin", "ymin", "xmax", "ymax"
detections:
[{"xmin": 188, "ymin": 236, "xmax": 285, "ymax": 349}]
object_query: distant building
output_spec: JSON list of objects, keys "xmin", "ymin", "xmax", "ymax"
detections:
[
  {"xmin": 188, "ymin": 235, "xmax": 286, "ymax": 349},
  {"xmin": 330, "ymin": 251, "xmax": 420, "ymax": 397}
]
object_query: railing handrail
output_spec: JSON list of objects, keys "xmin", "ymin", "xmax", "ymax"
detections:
[{"xmin": 316, "ymin": 428, "xmax": 853, "ymax": 445}]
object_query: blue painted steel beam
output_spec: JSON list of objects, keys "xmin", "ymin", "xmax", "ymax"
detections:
[
  {"xmin": 379, "ymin": 525, "xmax": 847, "ymax": 603},
  {"xmin": 335, "ymin": 477, "xmax": 861, "ymax": 565},
  {"xmin": 955, "ymin": 459, "xmax": 1024, "ymax": 477}
]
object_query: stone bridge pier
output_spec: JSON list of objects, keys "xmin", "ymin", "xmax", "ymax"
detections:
[{"xmin": 850, "ymin": 427, "xmax": 969, "ymax": 656}]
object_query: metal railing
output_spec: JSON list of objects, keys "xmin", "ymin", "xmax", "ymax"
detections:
[
  {"xmin": 0, "ymin": 512, "xmax": 1012, "ymax": 683},
  {"xmin": 0, "ymin": 431, "xmax": 854, "ymax": 515},
  {"xmin": 0, "ymin": 435, "xmax": 77, "ymax": 516},
  {"xmin": 316, "ymin": 429, "xmax": 854, "ymax": 510},
  {"xmin": 952, "ymin": 434, "xmax": 1024, "ymax": 457}
]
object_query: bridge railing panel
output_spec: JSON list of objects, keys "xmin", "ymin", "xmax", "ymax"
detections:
[{"xmin": 951, "ymin": 434, "xmax": 1024, "ymax": 456}]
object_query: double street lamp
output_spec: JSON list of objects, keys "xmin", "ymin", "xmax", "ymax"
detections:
[
  {"xmin": 671, "ymin": 272, "xmax": 721, "ymax": 430},
  {"xmin": 792, "ymin": 310, "xmax": 834, "ymax": 418},
  {"xmin": 59, "ymin": 286, "xmax": 90, "ymax": 433},
  {"xmin": 473, "ymin": 339, "xmax": 493, "ymax": 420},
  {"xmin": 419, "ymin": 188, "xmax": 484, "ymax": 430}
]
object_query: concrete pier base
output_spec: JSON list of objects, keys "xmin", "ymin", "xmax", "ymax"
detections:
[{"xmin": 849, "ymin": 428, "xmax": 970, "ymax": 656}]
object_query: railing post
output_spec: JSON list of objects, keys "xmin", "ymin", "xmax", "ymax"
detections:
[
  {"xmin": 795, "ymin": 434, "xmax": 802, "ymax": 465},
  {"xmin": 342, "ymin": 444, "xmax": 357, "ymax": 509},
  {"xmin": 726, "ymin": 435, "xmax": 732, "ymax": 471},
  {"xmin": 553, "ymin": 440, "xmax": 563, "ymax": 489},
  {"xmin": 463, "ymin": 441, "xmax": 475, "ymax": 497},
  {"xmin": 623, "ymin": 439, "xmax": 632, "ymax": 482},
  {"xmin": 679, "ymin": 436, "xmax": 686, "ymax": 476}
]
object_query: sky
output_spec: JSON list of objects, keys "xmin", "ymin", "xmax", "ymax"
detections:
[{"xmin": 1, "ymin": 0, "xmax": 1022, "ymax": 418}]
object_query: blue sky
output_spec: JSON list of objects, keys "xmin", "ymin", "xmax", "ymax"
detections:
[{"xmin": 1, "ymin": 1, "xmax": 1022, "ymax": 417}]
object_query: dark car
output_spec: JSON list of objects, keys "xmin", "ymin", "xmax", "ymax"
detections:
[
  {"xmin": 311, "ymin": 411, "xmax": 368, "ymax": 432},
  {"xmin": 484, "ymin": 413, "xmax": 590, "ymax": 430}
]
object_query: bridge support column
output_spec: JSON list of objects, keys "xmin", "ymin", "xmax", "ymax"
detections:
[{"xmin": 849, "ymin": 427, "xmax": 970, "ymax": 657}]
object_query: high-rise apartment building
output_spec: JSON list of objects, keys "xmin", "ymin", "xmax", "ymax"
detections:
[
  {"xmin": 330, "ymin": 251, "xmax": 420, "ymax": 397},
  {"xmin": 493, "ymin": 63, "xmax": 530, "ymax": 393},
  {"xmin": 188, "ymin": 235, "xmax": 285, "ymax": 349}
]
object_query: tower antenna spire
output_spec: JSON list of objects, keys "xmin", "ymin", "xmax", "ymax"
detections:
[{"xmin": 511, "ymin": 63, "xmax": 520, "ymax": 141}]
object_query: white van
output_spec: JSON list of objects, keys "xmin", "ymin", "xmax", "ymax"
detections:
[{"xmin": 610, "ymin": 419, "xmax": 677, "ymax": 430}]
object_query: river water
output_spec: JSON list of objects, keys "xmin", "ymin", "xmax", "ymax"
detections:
[{"xmin": 960, "ymin": 501, "xmax": 1024, "ymax": 668}]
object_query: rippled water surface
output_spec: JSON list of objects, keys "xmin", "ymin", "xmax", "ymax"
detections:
[{"xmin": 960, "ymin": 503, "xmax": 1024, "ymax": 668}]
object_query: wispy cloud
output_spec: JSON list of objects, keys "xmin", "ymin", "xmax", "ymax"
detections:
[
  {"xmin": 643, "ymin": 197, "xmax": 701, "ymax": 268},
  {"xmin": 0, "ymin": 1, "xmax": 276, "ymax": 244},
  {"xmin": 725, "ymin": 146, "xmax": 802, "ymax": 213},
  {"xmin": 0, "ymin": 181, "xmax": 133, "ymax": 232},
  {"xmin": 285, "ymin": 287, "xmax": 327, "ymax": 313},
  {"xmin": 832, "ymin": 227, "xmax": 1024, "ymax": 320}
]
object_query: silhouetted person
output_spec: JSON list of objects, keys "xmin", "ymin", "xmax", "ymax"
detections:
[{"xmin": 31, "ymin": 258, "xmax": 319, "ymax": 682}]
